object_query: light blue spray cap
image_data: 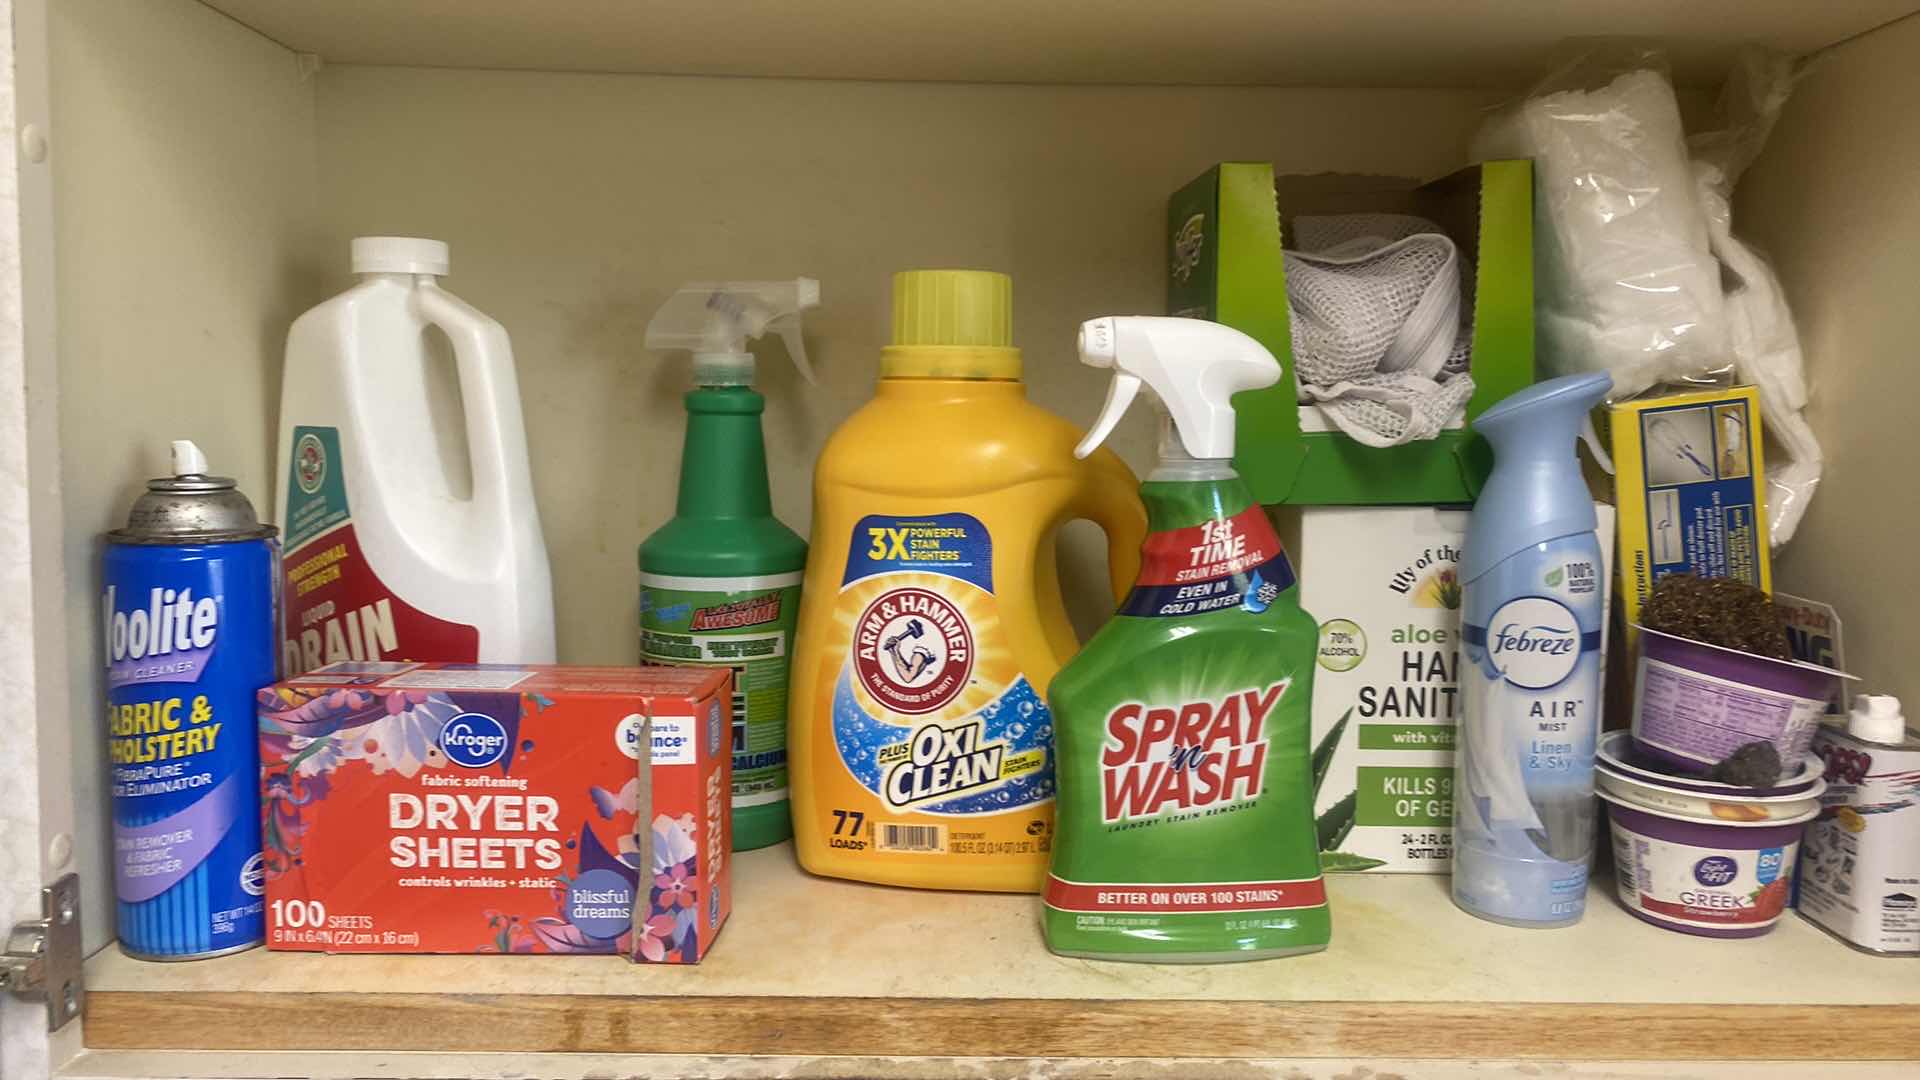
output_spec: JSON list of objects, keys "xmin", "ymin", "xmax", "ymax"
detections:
[{"xmin": 1461, "ymin": 372, "xmax": 1614, "ymax": 584}]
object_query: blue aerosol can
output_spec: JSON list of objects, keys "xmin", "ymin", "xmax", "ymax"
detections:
[
  {"xmin": 104, "ymin": 440, "xmax": 277, "ymax": 959},
  {"xmin": 1452, "ymin": 373, "xmax": 1613, "ymax": 928}
]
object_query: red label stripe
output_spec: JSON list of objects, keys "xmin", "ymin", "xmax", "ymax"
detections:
[
  {"xmin": 1639, "ymin": 893, "xmax": 1780, "ymax": 925},
  {"xmin": 1132, "ymin": 506, "xmax": 1284, "ymax": 587},
  {"xmin": 1044, "ymin": 875, "xmax": 1327, "ymax": 915}
]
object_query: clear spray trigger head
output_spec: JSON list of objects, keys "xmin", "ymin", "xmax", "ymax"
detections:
[
  {"xmin": 645, "ymin": 278, "xmax": 820, "ymax": 388},
  {"xmin": 1074, "ymin": 316, "xmax": 1280, "ymax": 461}
]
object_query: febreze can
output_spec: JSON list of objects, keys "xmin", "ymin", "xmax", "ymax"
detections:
[{"xmin": 104, "ymin": 441, "xmax": 277, "ymax": 959}]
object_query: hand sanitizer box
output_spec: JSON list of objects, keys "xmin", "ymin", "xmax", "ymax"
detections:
[{"xmin": 1290, "ymin": 504, "xmax": 1613, "ymax": 872}]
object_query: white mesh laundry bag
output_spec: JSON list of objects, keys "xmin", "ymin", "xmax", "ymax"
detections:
[
  {"xmin": 1300, "ymin": 372, "xmax": 1478, "ymax": 448},
  {"xmin": 1285, "ymin": 213, "xmax": 1474, "ymax": 447}
]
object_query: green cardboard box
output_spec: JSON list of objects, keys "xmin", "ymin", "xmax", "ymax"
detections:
[{"xmin": 1167, "ymin": 161, "xmax": 1534, "ymax": 505}]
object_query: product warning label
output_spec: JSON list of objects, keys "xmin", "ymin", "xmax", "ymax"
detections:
[{"xmin": 642, "ymin": 572, "xmax": 801, "ymax": 809}]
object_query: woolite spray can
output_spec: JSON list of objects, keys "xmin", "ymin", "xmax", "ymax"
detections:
[{"xmin": 104, "ymin": 441, "xmax": 276, "ymax": 959}]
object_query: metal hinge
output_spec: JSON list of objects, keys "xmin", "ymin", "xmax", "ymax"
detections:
[{"xmin": 0, "ymin": 874, "xmax": 82, "ymax": 1030}]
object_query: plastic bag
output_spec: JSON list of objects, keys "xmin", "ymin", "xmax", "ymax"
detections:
[
  {"xmin": 1690, "ymin": 52, "xmax": 1821, "ymax": 547},
  {"xmin": 1472, "ymin": 48, "xmax": 1730, "ymax": 400},
  {"xmin": 1479, "ymin": 44, "xmax": 1819, "ymax": 549}
]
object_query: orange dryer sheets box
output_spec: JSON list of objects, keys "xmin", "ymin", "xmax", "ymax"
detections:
[{"xmin": 259, "ymin": 662, "xmax": 731, "ymax": 961}]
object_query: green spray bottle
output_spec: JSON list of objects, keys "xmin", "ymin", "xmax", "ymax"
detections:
[
  {"xmin": 1043, "ymin": 316, "xmax": 1329, "ymax": 962},
  {"xmin": 641, "ymin": 279, "xmax": 818, "ymax": 851}
]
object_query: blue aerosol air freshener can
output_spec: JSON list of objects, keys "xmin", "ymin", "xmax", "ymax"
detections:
[
  {"xmin": 104, "ymin": 440, "xmax": 276, "ymax": 959},
  {"xmin": 1453, "ymin": 373, "xmax": 1613, "ymax": 929}
]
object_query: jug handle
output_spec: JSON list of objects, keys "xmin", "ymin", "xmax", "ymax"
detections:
[
  {"xmin": 412, "ymin": 281, "xmax": 536, "ymax": 534},
  {"xmin": 1072, "ymin": 447, "xmax": 1147, "ymax": 602}
]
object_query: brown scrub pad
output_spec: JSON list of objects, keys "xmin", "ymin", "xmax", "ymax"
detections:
[{"xmin": 1640, "ymin": 574, "xmax": 1792, "ymax": 661}]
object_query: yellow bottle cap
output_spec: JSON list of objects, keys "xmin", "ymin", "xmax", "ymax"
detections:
[{"xmin": 883, "ymin": 270, "xmax": 1022, "ymax": 379}]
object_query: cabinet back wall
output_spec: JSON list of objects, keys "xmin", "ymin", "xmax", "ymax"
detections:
[{"xmin": 54, "ymin": 0, "xmax": 1491, "ymax": 952}]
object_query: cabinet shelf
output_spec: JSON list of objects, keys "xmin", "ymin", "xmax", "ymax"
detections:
[
  {"xmin": 198, "ymin": 1, "xmax": 1918, "ymax": 88},
  {"xmin": 83, "ymin": 846, "xmax": 1917, "ymax": 1060}
]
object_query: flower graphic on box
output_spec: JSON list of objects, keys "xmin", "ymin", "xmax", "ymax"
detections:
[
  {"xmin": 257, "ymin": 685, "xmax": 464, "ymax": 874},
  {"xmin": 519, "ymin": 791, "xmax": 650, "ymax": 955},
  {"xmin": 634, "ymin": 812, "xmax": 702, "ymax": 963},
  {"xmin": 1413, "ymin": 567, "xmax": 1463, "ymax": 610},
  {"xmin": 634, "ymin": 912, "xmax": 683, "ymax": 963},
  {"xmin": 656, "ymin": 864, "xmax": 696, "ymax": 910}
]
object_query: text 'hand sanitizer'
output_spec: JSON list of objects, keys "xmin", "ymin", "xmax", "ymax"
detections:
[
  {"xmin": 640, "ymin": 279, "xmax": 819, "ymax": 852},
  {"xmin": 1044, "ymin": 316, "xmax": 1330, "ymax": 962},
  {"xmin": 1452, "ymin": 371, "xmax": 1613, "ymax": 927}
]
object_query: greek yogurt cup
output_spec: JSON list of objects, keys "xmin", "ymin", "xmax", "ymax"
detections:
[
  {"xmin": 1630, "ymin": 626, "xmax": 1853, "ymax": 778},
  {"xmin": 1598, "ymin": 729, "xmax": 1821, "ymax": 797},
  {"xmin": 1599, "ymin": 787, "xmax": 1815, "ymax": 938},
  {"xmin": 1597, "ymin": 731, "xmax": 1823, "ymax": 811}
]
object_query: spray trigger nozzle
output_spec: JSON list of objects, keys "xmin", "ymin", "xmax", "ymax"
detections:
[
  {"xmin": 1075, "ymin": 373, "xmax": 1142, "ymax": 459},
  {"xmin": 1074, "ymin": 316, "xmax": 1281, "ymax": 462},
  {"xmin": 773, "ymin": 317, "xmax": 816, "ymax": 386},
  {"xmin": 171, "ymin": 439, "xmax": 209, "ymax": 477},
  {"xmin": 645, "ymin": 277, "xmax": 821, "ymax": 388}
]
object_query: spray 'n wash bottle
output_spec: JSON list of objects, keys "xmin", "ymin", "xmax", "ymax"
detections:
[
  {"xmin": 641, "ymin": 279, "xmax": 818, "ymax": 852},
  {"xmin": 1044, "ymin": 316, "xmax": 1330, "ymax": 962},
  {"xmin": 1452, "ymin": 371, "xmax": 1613, "ymax": 926}
]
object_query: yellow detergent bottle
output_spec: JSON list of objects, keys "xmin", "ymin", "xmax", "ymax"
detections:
[{"xmin": 790, "ymin": 270, "xmax": 1146, "ymax": 892}]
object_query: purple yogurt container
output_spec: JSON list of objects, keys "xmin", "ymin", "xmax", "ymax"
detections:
[
  {"xmin": 1630, "ymin": 626, "xmax": 1853, "ymax": 778},
  {"xmin": 1599, "ymin": 789, "xmax": 1815, "ymax": 938},
  {"xmin": 1597, "ymin": 730, "xmax": 1821, "ymax": 798}
]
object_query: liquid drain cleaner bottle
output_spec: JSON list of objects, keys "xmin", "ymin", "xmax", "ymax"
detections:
[
  {"xmin": 641, "ymin": 279, "xmax": 819, "ymax": 851},
  {"xmin": 1452, "ymin": 371, "xmax": 1613, "ymax": 927},
  {"xmin": 1044, "ymin": 316, "xmax": 1329, "ymax": 961},
  {"xmin": 278, "ymin": 237, "xmax": 555, "ymax": 673}
]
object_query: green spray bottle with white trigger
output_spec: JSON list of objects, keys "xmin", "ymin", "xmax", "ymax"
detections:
[
  {"xmin": 641, "ymin": 279, "xmax": 818, "ymax": 851},
  {"xmin": 1044, "ymin": 316, "xmax": 1329, "ymax": 961}
]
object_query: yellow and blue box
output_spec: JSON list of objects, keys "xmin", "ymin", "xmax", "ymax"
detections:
[{"xmin": 1609, "ymin": 386, "xmax": 1771, "ymax": 645}]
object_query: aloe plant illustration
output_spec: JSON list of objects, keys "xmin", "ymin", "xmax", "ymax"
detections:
[
  {"xmin": 1319, "ymin": 851, "xmax": 1386, "ymax": 872},
  {"xmin": 1316, "ymin": 790, "xmax": 1357, "ymax": 852},
  {"xmin": 1311, "ymin": 707, "xmax": 1350, "ymax": 800},
  {"xmin": 1309, "ymin": 707, "xmax": 1385, "ymax": 871}
]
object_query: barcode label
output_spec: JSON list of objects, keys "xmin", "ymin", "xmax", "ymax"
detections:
[{"xmin": 875, "ymin": 822, "xmax": 946, "ymax": 853}]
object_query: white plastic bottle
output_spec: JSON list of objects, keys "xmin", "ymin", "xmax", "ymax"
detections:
[
  {"xmin": 276, "ymin": 237, "xmax": 555, "ymax": 675},
  {"xmin": 1801, "ymin": 696, "xmax": 1920, "ymax": 955}
]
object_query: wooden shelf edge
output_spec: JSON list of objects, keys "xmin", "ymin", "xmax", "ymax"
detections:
[{"xmin": 83, "ymin": 993, "xmax": 1914, "ymax": 1060}]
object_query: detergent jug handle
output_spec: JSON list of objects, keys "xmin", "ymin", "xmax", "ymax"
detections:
[
  {"xmin": 1072, "ymin": 445, "xmax": 1147, "ymax": 602},
  {"xmin": 412, "ymin": 281, "xmax": 534, "ymax": 532}
]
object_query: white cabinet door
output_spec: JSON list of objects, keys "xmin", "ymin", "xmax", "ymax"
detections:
[{"xmin": 0, "ymin": 0, "xmax": 83, "ymax": 1074}]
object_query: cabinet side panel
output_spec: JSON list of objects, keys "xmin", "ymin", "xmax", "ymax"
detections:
[
  {"xmin": 51, "ymin": 0, "xmax": 316, "ymax": 955},
  {"xmin": 1735, "ymin": 13, "xmax": 1920, "ymax": 704},
  {"xmin": 0, "ymin": 0, "xmax": 78, "ymax": 1065}
]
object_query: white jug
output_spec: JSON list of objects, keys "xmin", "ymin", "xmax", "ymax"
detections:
[{"xmin": 275, "ymin": 236, "xmax": 555, "ymax": 675}]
